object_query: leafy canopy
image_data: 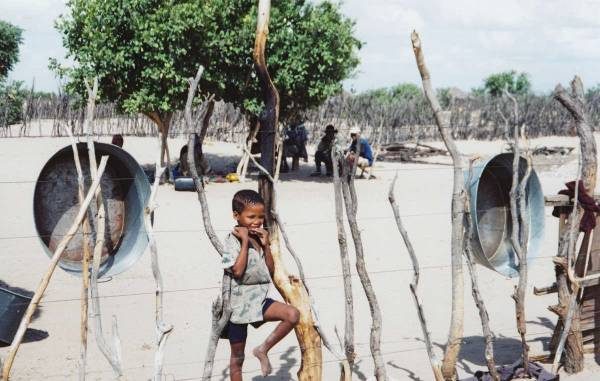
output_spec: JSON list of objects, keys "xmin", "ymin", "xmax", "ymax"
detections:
[
  {"xmin": 56, "ymin": 0, "xmax": 207, "ymax": 119},
  {"xmin": 0, "ymin": 20, "xmax": 23, "ymax": 80},
  {"xmin": 483, "ymin": 70, "xmax": 531, "ymax": 97},
  {"xmin": 56, "ymin": 0, "xmax": 361, "ymax": 123},
  {"xmin": 200, "ymin": 0, "xmax": 362, "ymax": 122}
]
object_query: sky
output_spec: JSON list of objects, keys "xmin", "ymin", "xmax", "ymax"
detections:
[{"xmin": 3, "ymin": 0, "xmax": 600, "ymax": 94}]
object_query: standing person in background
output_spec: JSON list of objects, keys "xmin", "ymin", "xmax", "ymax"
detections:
[
  {"xmin": 281, "ymin": 121, "xmax": 308, "ymax": 173},
  {"xmin": 346, "ymin": 127, "xmax": 373, "ymax": 174},
  {"xmin": 310, "ymin": 124, "xmax": 337, "ymax": 177}
]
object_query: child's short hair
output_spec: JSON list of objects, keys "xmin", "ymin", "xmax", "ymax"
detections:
[{"xmin": 232, "ymin": 189, "xmax": 265, "ymax": 213}]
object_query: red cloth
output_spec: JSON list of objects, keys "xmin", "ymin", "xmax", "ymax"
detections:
[{"xmin": 552, "ymin": 181, "xmax": 600, "ymax": 233}]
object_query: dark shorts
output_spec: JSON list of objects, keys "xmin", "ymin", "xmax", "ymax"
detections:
[{"xmin": 222, "ymin": 298, "xmax": 276, "ymax": 344}]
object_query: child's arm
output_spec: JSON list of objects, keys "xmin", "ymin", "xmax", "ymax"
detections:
[
  {"xmin": 230, "ymin": 227, "xmax": 250, "ymax": 279},
  {"xmin": 250, "ymin": 228, "xmax": 275, "ymax": 276}
]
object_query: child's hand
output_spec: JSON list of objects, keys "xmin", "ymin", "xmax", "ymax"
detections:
[
  {"xmin": 233, "ymin": 227, "xmax": 249, "ymax": 242},
  {"xmin": 249, "ymin": 228, "xmax": 269, "ymax": 246}
]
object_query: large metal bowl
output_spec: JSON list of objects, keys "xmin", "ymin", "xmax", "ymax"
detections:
[
  {"xmin": 33, "ymin": 142, "xmax": 150, "ymax": 278},
  {"xmin": 465, "ymin": 153, "xmax": 545, "ymax": 277}
]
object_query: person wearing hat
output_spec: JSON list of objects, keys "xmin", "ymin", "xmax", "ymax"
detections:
[
  {"xmin": 346, "ymin": 127, "xmax": 373, "ymax": 172},
  {"xmin": 310, "ymin": 124, "xmax": 338, "ymax": 176}
]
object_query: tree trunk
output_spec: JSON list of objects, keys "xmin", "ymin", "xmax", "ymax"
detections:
[
  {"xmin": 145, "ymin": 111, "xmax": 173, "ymax": 179},
  {"xmin": 253, "ymin": 1, "xmax": 322, "ymax": 379},
  {"xmin": 198, "ymin": 99, "xmax": 215, "ymax": 144}
]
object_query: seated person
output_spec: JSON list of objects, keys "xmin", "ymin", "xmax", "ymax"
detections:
[
  {"xmin": 111, "ymin": 134, "xmax": 124, "ymax": 148},
  {"xmin": 310, "ymin": 124, "xmax": 337, "ymax": 176},
  {"xmin": 178, "ymin": 134, "xmax": 211, "ymax": 177},
  {"xmin": 346, "ymin": 127, "xmax": 373, "ymax": 172}
]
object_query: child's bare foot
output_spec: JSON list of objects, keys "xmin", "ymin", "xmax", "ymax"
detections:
[{"xmin": 252, "ymin": 346, "xmax": 272, "ymax": 376}]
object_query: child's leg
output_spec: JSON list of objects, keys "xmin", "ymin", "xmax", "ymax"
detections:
[
  {"xmin": 229, "ymin": 341, "xmax": 246, "ymax": 381},
  {"xmin": 227, "ymin": 323, "xmax": 248, "ymax": 381},
  {"xmin": 253, "ymin": 301, "xmax": 300, "ymax": 376}
]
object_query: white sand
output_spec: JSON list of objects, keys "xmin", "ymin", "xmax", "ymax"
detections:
[{"xmin": 1, "ymin": 133, "xmax": 599, "ymax": 380}]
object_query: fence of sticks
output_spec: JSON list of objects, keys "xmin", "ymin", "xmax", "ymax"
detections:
[{"xmin": 4, "ymin": 79, "xmax": 600, "ymax": 146}]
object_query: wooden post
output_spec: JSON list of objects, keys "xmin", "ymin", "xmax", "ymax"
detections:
[
  {"xmin": 253, "ymin": 1, "xmax": 322, "ymax": 379},
  {"xmin": 551, "ymin": 77, "xmax": 597, "ymax": 373},
  {"xmin": 340, "ymin": 169, "xmax": 387, "ymax": 380},
  {"xmin": 331, "ymin": 147, "xmax": 355, "ymax": 377},
  {"xmin": 411, "ymin": 31, "xmax": 466, "ymax": 380}
]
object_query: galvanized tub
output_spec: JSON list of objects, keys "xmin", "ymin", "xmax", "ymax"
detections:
[
  {"xmin": 465, "ymin": 153, "xmax": 545, "ymax": 277},
  {"xmin": 0, "ymin": 287, "xmax": 32, "ymax": 345},
  {"xmin": 33, "ymin": 142, "xmax": 150, "ymax": 278}
]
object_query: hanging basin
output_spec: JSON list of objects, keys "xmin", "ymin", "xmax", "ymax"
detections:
[
  {"xmin": 464, "ymin": 153, "xmax": 545, "ymax": 277},
  {"xmin": 33, "ymin": 142, "xmax": 150, "ymax": 278}
]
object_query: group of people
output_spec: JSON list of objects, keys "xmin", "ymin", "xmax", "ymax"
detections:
[{"xmin": 282, "ymin": 123, "xmax": 374, "ymax": 177}]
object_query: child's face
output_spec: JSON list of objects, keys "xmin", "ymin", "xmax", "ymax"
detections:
[{"xmin": 234, "ymin": 203, "xmax": 265, "ymax": 229}]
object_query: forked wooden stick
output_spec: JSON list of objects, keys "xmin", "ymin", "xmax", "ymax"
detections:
[
  {"xmin": 1, "ymin": 156, "xmax": 109, "ymax": 381},
  {"xmin": 331, "ymin": 146, "xmax": 356, "ymax": 380},
  {"xmin": 145, "ymin": 134, "xmax": 173, "ymax": 381}
]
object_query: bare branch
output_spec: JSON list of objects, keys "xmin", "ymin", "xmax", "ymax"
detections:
[
  {"xmin": 145, "ymin": 135, "xmax": 173, "ymax": 380},
  {"xmin": 389, "ymin": 173, "xmax": 443, "ymax": 380}
]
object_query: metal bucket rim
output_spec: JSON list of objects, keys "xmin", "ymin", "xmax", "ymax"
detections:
[
  {"xmin": 468, "ymin": 152, "xmax": 545, "ymax": 277},
  {"xmin": 33, "ymin": 142, "xmax": 150, "ymax": 278}
]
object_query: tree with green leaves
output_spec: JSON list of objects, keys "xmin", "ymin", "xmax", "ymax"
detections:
[
  {"xmin": 0, "ymin": 20, "xmax": 23, "ymax": 80},
  {"xmin": 0, "ymin": 20, "xmax": 24, "ymax": 128},
  {"xmin": 56, "ymin": 0, "xmax": 208, "ymax": 164},
  {"xmin": 200, "ymin": 0, "xmax": 361, "ymax": 123},
  {"xmin": 56, "ymin": 0, "xmax": 361, "ymax": 163},
  {"xmin": 483, "ymin": 70, "xmax": 531, "ymax": 97}
]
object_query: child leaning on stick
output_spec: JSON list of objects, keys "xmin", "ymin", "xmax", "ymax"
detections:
[{"xmin": 221, "ymin": 189, "xmax": 300, "ymax": 380}]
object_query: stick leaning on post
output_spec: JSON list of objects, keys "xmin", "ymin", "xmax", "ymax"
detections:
[{"xmin": 1, "ymin": 156, "xmax": 109, "ymax": 381}]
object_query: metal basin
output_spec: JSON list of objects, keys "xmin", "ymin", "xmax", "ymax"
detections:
[
  {"xmin": 465, "ymin": 153, "xmax": 545, "ymax": 277},
  {"xmin": 33, "ymin": 142, "xmax": 150, "ymax": 278}
]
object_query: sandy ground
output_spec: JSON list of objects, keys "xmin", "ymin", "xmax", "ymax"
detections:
[{"xmin": 1, "ymin": 132, "xmax": 600, "ymax": 381}]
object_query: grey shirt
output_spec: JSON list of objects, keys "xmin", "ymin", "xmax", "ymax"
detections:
[{"xmin": 222, "ymin": 233, "xmax": 271, "ymax": 324}]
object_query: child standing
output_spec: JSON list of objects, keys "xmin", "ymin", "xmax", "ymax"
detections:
[{"xmin": 221, "ymin": 190, "xmax": 300, "ymax": 380}]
